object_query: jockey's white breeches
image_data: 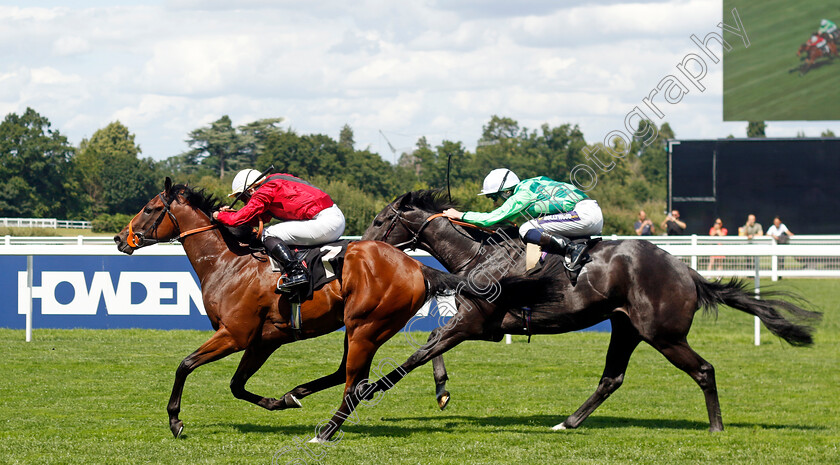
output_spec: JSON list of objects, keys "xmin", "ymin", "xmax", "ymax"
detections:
[{"xmin": 263, "ymin": 204, "xmax": 346, "ymax": 246}]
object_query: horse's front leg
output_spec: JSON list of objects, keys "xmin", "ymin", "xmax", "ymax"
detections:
[{"xmin": 168, "ymin": 327, "xmax": 240, "ymax": 437}]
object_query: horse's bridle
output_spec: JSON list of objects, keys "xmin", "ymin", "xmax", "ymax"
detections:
[
  {"xmin": 381, "ymin": 204, "xmax": 498, "ymax": 268},
  {"xmin": 126, "ymin": 192, "xmax": 217, "ymax": 248},
  {"xmin": 380, "ymin": 205, "xmax": 447, "ymax": 251}
]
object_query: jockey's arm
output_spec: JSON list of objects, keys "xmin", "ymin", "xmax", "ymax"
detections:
[
  {"xmin": 216, "ymin": 190, "xmax": 271, "ymax": 226},
  {"xmin": 460, "ymin": 190, "xmax": 533, "ymax": 227}
]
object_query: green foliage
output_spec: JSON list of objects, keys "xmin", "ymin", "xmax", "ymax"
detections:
[
  {"xmin": 821, "ymin": 129, "xmax": 836, "ymax": 137},
  {"xmin": 0, "ymin": 226, "xmax": 59, "ymax": 237},
  {"xmin": 311, "ymin": 176, "xmax": 385, "ymax": 236},
  {"xmin": 0, "ymin": 109, "xmax": 673, "ymax": 236},
  {"xmin": 75, "ymin": 121, "xmax": 157, "ymax": 217},
  {"xmin": 747, "ymin": 121, "xmax": 767, "ymax": 137},
  {"xmin": 0, "ymin": 108, "xmax": 79, "ymax": 218},
  {"xmin": 91, "ymin": 213, "xmax": 133, "ymax": 233},
  {"xmin": 183, "ymin": 115, "xmax": 260, "ymax": 179}
]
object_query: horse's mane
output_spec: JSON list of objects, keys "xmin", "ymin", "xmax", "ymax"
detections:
[
  {"xmin": 398, "ymin": 189, "xmax": 460, "ymax": 212},
  {"xmin": 398, "ymin": 188, "xmax": 523, "ymax": 245},
  {"xmin": 171, "ymin": 184, "xmax": 224, "ymax": 217},
  {"xmin": 170, "ymin": 183, "xmax": 257, "ymax": 246}
]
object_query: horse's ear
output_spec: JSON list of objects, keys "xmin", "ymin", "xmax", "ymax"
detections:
[
  {"xmin": 164, "ymin": 177, "xmax": 173, "ymax": 196},
  {"xmin": 397, "ymin": 192, "xmax": 412, "ymax": 211}
]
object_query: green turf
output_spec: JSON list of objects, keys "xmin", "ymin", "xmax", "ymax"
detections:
[
  {"xmin": 723, "ymin": 0, "xmax": 840, "ymax": 121},
  {"xmin": 1, "ymin": 279, "xmax": 838, "ymax": 464}
]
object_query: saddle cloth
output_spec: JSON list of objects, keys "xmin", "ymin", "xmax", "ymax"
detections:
[{"xmin": 269, "ymin": 239, "xmax": 353, "ymax": 302}]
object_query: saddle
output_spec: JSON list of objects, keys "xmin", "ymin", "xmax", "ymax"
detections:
[
  {"xmin": 527, "ymin": 236, "xmax": 601, "ymax": 286},
  {"xmin": 267, "ymin": 239, "xmax": 354, "ymax": 331}
]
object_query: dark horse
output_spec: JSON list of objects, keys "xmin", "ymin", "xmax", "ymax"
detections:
[
  {"xmin": 360, "ymin": 190, "xmax": 820, "ymax": 432},
  {"xmin": 114, "ymin": 179, "xmax": 545, "ymax": 441}
]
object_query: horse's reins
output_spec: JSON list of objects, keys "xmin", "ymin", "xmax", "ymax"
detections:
[
  {"xmin": 127, "ymin": 192, "xmax": 218, "ymax": 248},
  {"xmin": 382, "ymin": 205, "xmax": 499, "ymax": 275}
]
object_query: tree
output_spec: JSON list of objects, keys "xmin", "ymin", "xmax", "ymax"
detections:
[
  {"xmin": 747, "ymin": 121, "xmax": 766, "ymax": 137},
  {"xmin": 183, "ymin": 115, "xmax": 246, "ymax": 178},
  {"xmin": 821, "ymin": 129, "xmax": 836, "ymax": 137},
  {"xmin": 237, "ymin": 118, "xmax": 284, "ymax": 167},
  {"xmin": 75, "ymin": 121, "xmax": 156, "ymax": 216},
  {"xmin": 339, "ymin": 124, "xmax": 355, "ymax": 150},
  {"xmin": 0, "ymin": 108, "xmax": 78, "ymax": 218}
]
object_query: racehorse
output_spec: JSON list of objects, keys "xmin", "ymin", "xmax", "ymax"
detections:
[
  {"xmin": 797, "ymin": 40, "xmax": 837, "ymax": 75},
  {"xmin": 360, "ymin": 190, "xmax": 821, "ymax": 433},
  {"xmin": 114, "ymin": 179, "xmax": 548, "ymax": 440}
]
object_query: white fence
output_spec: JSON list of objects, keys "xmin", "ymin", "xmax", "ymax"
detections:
[
  {"xmin": 5, "ymin": 234, "xmax": 840, "ymax": 281},
  {"xmin": 0, "ymin": 218, "xmax": 92, "ymax": 229},
  {"xmin": 3, "ymin": 234, "xmax": 838, "ymax": 345}
]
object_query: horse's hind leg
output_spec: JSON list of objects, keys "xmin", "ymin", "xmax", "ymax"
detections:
[
  {"xmin": 312, "ymin": 335, "xmax": 380, "ymax": 443},
  {"xmin": 556, "ymin": 315, "xmax": 641, "ymax": 430},
  {"xmin": 283, "ymin": 332, "xmax": 349, "ymax": 402},
  {"xmin": 168, "ymin": 327, "xmax": 241, "ymax": 438},
  {"xmin": 653, "ymin": 338, "xmax": 723, "ymax": 432},
  {"xmin": 432, "ymin": 354, "xmax": 450, "ymax": 410},
  {"xmin": 229, "ymin": 341, "xmax": 300, "ymax": 411}
]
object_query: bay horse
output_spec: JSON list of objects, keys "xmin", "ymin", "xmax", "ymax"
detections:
[
  {"xmin": 114, "ymin": 179, "xmax": 547, "ymax": 441},
  {"xmin": 360, "ymin": 190, "xmax": 821, "ymax": 432},
  {"xmin": 797, "ymin": 40, "xmax": 837, "ymax": 75}
]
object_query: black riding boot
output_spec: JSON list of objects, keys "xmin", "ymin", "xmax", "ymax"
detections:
[
  {"xmin": 538, "ymin": 232, "xmax": 587, "ymax": 270},
  {"xmin": 264, "ymin": 237, "xmax": 308, "ymax": 292}
]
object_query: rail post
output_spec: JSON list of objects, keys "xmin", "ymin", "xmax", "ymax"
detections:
[{"xmin": 26, "ymin": 255, "xmax": 33, "ymax": 342}]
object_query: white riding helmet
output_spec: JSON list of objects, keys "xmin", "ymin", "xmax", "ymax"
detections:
[
  {"xmin": 229, "ymin": 169, "xmax": 265, "ymax": 198},
  {"xmin": 821, "ymin": 19, "xmax": 828, "ymax": 26},
  {"xmin": 478, "ymin": 168, "xmax": 520, "ymax": 196}
]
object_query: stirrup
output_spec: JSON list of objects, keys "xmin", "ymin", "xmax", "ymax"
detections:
[{"xmin": 277, "ymin": 272, "xmax": 308, "ymax": 292}]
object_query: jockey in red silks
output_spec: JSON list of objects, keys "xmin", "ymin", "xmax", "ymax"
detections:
[
  {"xmin": 213, "ymin": 169, "xmax": 345, "ymax": 291},
  {"xmin": 806, "ymin": 33, "xmax": 830, "ymax": 55}
]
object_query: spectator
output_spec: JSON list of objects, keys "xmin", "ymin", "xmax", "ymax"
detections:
[
  {"xmin": 708, "ymin": 218, "xmax": 728, "ymax": 274},
  {"xmin": 742, "ymin": 214, "xmax": 763, "ymax": 241},
  {"xmin": 661, "ymin": 209, "xmax": 686, "ymax": 236},
  {"xmin": 767, "ymin": 216, "xmax": 794, "ymax": 272},
  {"xmin": 634, "ymin": 210, "xmax": 655, "ymax": 236},
  {"xmin": 766, "ymin": 216, "xmax": 794, "ymax": 243}
]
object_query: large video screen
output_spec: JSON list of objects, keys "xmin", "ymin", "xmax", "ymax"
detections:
[
  {"xmin": 669, "ymin": 138, "xmax": 840, "ymax": 234},
  {"xmin": 723, "ymin": 0, "xmax": 840, "ymax": 121}
]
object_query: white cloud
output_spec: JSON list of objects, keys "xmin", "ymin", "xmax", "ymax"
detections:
[
  {"xmin": 52, "ymin": 35, "xmax": 90, "ymax": 55},
  {"xmin": 29, "ymin": 67, "xmax": 81, "ymax": 85},
  {"xmin": 0, "ymin": 0, "xmax": 837, "ymax": 164}
]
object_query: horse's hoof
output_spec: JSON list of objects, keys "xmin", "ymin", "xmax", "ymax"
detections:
[
  {"xmin": 170, "ymin": 420, "xmax": 184, "ymax": 438},
  {"xmin": 552, "ymin": 422, "xmax": 568, "ymax": 431},
  {"xmin": 437, "ymin": 391, "xmax": 450, "ymax": 410},
  {"xmin": 284, "ymin": 393, "xmax": 302, "ymax": 408},
  {"xmin": 308, "ymin": 436, "xmax": 327, "ymax": 444}
]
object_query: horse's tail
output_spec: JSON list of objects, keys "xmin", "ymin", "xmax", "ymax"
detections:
[
  {"xmin": 690, "ymin": 270, "xmax": 821, "ymax": 346},
  {"xmin": 421, "ymin": 265, "xmax": 556, "ymax": 311}
]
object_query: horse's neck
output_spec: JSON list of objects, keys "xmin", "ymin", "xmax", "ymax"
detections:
[
  {"xmin": 420, "ymin": 218, "xmax": 524, "ymax": 276},
  {"xmin": 177, "ymin": 210, "xmax": 234, "ymax": 282}
]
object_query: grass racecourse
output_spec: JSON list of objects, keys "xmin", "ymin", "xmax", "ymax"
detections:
[
  {"xmin": 723, "ymin": 0, "xmax": 840, "ymax": 121},
  {"xmin": 0, "ymin": 278, "xmax": 838, "ymax": 464}
]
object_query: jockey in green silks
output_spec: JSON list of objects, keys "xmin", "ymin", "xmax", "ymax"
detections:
[{"xmin": 442, "ymin": 168, "xmax": 604, "ymax": 270}]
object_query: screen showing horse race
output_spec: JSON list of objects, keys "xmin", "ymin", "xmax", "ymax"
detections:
[{"xmin": 723, "ymin": 0, "xmax": 840, "ymax": 121}]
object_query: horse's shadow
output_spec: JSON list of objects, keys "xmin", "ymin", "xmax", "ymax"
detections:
[
  {"xmin": 214, "ymin": 414, "xmax": 823, "ymax": 438},
  {"xmin": 801, "ymin": 57, "xmax": 836, "ymax": 75}
]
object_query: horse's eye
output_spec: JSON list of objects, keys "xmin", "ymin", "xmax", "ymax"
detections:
[
  {"xmin": 143, "ymin": 207, "xmax": 153, "ymax": 214},
  {"xmin": 373, "ymin": 219, "xmax": 383, "ymax": 227}
]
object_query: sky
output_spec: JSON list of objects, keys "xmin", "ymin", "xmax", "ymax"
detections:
[{"xmin": 2, "ymin": 0, "xmax": 839, "ymax": 162}]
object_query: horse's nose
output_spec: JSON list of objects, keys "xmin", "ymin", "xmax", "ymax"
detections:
[{"xmin": 113, "ymin": 234, "xmax": 121, "ymax": 244}]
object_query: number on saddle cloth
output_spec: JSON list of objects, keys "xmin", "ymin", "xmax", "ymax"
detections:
[{"xmin": 269, "ymin": 239, "xmax": 353, "ymax": 302}]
